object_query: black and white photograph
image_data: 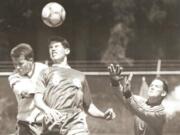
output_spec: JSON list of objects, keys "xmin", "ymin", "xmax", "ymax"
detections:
[{"xmin": 0, "ymin": 0, "xmax": 180, "ymax": 135}]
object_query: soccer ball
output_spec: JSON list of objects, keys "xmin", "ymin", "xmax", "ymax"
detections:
[{"xmin": 41, "ymin": 2, "xmax": 66, "ymax": 28}]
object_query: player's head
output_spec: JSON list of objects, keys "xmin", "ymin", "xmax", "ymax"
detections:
[
  {"xmin": 147, "ymin": 77, "xmax": 168, "ymax": 104},
  {"xmin": 10, "ymin": 43, "xmax": 34, "ymax": 75},
  {"xmin": 48, "ymin": 36, "xmax": 70, "ymax": 63}
]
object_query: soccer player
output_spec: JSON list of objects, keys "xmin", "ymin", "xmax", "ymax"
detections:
[
  {"xmin": 8, "ymin": 43, "xmax": 48, "ymax": 135},
  {"xmin": 108, "ymin": 64, "xmax": 168, "ymax": 135},
  {"xmin": 34, "ymin": 36, "xmax": 115, "ymax": 135}
]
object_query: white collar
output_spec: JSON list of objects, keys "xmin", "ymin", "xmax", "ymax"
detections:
[{"xmin": 27, "ymin": 63, "xmax": 35, "ymax": 77}]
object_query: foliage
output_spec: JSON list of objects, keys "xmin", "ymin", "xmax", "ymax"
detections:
[{"xmin": 0, "ymin": 0, "xmax": 180, "ymax": 60}]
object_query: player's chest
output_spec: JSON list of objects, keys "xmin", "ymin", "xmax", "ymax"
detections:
[{"xmin": 47, "ymin": 72, "xmax": 83, "ymax": 88}]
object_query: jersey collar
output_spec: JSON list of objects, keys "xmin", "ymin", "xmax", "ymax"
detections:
[
  {"xmin": 27, "ymin": 63, "xmax": 35, "ymax": 78},
  {"xmin": 52, "ymin": 64, "xmax": 71, "ymax": 69}
]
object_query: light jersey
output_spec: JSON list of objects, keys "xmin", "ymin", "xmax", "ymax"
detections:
[
  {"xmin": 36, "ymin": 65, "xmax": 92, "ymax": 132},
  {"xmin": 8, "ymin": 62, "xmax": 48, "ymax": 123}
]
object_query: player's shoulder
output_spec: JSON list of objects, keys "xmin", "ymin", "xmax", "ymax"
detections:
[
  {"xmin": 133, "ymin": 95, "xmax": 147, "ymax": 102},
  {"xmin": 35, "ymin": 62, "xmax": 48, "ymax": 69},
  {"xmin": 34, "ymin": 62, "xmax": 48, "ymax": 73},
  {"xmin": 8, "ymin": 71, "xmax": 20, "ymax": 81},
  {"xmin": 132, "ymin": 95, "xmax": 165, "ymax": 112},
  {"xmin": 70, "ymin": 68, "xmax": 85, "ymax": 77},
  {"xmin": 8, "ymin": 71, "xmax": 22, "ymax": 87}
]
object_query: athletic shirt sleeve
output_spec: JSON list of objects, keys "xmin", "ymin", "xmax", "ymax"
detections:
[
  {"xmin": 8, "ymin": 73, "xmax": 20, "ymax": 89},
  {"xmin": 82, "ymin": 75, "xmax": 92, "ymax": 110},
  {"xmin": 126, "ymin": 95, "xmax": 166, "ymax": 128},
  {"xmin": 35, "ymin": 68, "xmax": 48, "ymax": 94},
  {"xmin": 8, "ymin": 73, "xmax": 36, "ymax": 95}
]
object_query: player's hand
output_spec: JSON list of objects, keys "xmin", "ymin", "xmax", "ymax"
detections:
[
  {"xmin": 108, "ymin": 64, "xmax": 123, "ymax": 87},
  {"xmin": 104, "ymin": 108, "xmax": 116, "ymax": 120},
  {"xmin": 20, "ymin": 91, "xmax": 34, "ymax": 98},
  {"xmin": 123, "ymin": 73, "xmax": 133, "ymax": 92},
  {"xmin": 122, "ymin": 73, "xmax": 133, "ymax": 98},
  {"xmin": 45, "ymin": 108, "xmax": 63, "ymax": 123}
]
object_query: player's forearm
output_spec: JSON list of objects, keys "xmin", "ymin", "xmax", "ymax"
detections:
[
  {"xmin": 87, "ymin": 103, "xmax": 105, "ymax": 118},
  {"xmin": 111, "ymin": 85, "xmax": 128, "ymax": 105},
  {"xmin": 34, "ymin": 93, "xmax": 51, "ymax": 113}
]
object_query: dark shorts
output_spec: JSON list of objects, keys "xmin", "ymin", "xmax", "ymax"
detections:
[
  {"xmin": 42, "ymin": 116, "xmax": 89, "ymax": 135},
  {"xmin": 16, "ymin": 121, "xmax": 42, "ymax": 135},
  {"xmin": 41, "ymin": 129, "xmax": 89, "ymax": 135},
  {"xmin": 42, "ymin": 109, "xmax": 89, "ymax": 135}
]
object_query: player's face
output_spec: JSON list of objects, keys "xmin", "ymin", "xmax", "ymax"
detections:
[
  {"xmin": 148, "ymin": 79, "xmax": 166, "ymax": 98},
  {"xmin": 49, "ymin": 41, "xmax": 69, "ymax": 62},
  {"xmin": 12, "ymin": 55, "xmax": 33, "ymax": 76}
]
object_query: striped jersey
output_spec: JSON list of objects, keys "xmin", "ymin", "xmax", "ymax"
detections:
[
  {"xmin": 8, "ymin": 62, "xmax": 48, "ymax": 123},
  {"xmin": 35, "ymin": 65, "xmax": 92, "ymax": 132}
]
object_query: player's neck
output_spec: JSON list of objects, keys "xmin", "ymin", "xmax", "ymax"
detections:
[
  {"xmin": 53, "ymin": 63, "xmax": 70, "ymax": 68},
  {"xmin": 53, "ymin": 58, "xmax": 70, "ymax": 68},
  {"xmin": 147, "ymin": 97, "xmax": 162, "ymax": 106},
  {"xmin": 27, "ymin": 62, "xmax": 35, "ymax": 77}
]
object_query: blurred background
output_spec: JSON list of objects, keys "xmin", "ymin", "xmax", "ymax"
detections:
[
  {"xmin": 0, "ymin": 0, "xmax": 180, "ymax": 134},
  {"xmin": 0, "ymin": 0, "xmax": 180, "ymax": 62}
]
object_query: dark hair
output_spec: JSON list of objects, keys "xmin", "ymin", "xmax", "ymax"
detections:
[
  {"xmin": 154, "ymin": 77, "xmax": 168, "ymax": 94},
  {"xmin": 10, "ymin": 43, "xmax": 34, "ymax": 61},
  {"xmin": 48, "ymin": 36, "xmax": 70, "ymax": 49}
]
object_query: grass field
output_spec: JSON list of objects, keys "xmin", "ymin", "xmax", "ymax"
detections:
[{"xmin": 0, "ymin": 75, "xmax": 180, "ymax": 134}]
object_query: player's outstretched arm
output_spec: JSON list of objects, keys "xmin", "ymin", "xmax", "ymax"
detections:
[{"xmin": 87, "ymin": 103, "xmax": 116, "ymax": 120}]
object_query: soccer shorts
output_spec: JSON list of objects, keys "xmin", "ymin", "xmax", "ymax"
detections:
[{"xmin": 16, "ymin": 120, "xmax": 42, "ymax": 135}]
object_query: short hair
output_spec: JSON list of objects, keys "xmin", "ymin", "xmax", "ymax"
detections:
[
  {"xmin": 48, "ymin": 36, "xmax": 70, "ymax": 49},
  {"xmin": 154, "ymin": 77, "xmax": 169, "ymax": 94},
  {"xmin": 10, "ymin": 43, "xmax": 34, "ymax": 61}
]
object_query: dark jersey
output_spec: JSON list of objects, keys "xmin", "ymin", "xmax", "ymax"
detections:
[
  {"xmin": 36, "ymin": 65, "xmax": 92, "ymax": 134},
  {"xmin": 126, "ymin": 95, "xmax": 166, "ymax": 135},
  {"xmin": 36, "ymin": 65, "xmax": 92, "ymax": 110}
]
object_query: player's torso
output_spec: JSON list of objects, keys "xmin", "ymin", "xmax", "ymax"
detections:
[
  {"xmin": 134, "ymin": 116, "xmax": 163, "ymax": 135},
  {"xmin": 134, "ymin": 99, "xmax": 165, "ymax": 135},
  {"xmin": 9, "ymin": 62, "xmax": 47, "ymax": 122},
  {"xmin": 43, "ymin": 66, "xmax": 85, "ymax": 110}
]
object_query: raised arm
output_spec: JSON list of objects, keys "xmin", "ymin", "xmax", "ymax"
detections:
[
  {"xmin": 108, "ymin": 64, "xmax": 166, "ymax": 127},
  {"xmin": 108, "ymin": 64, "xmax": 127, "ymax": 103}
]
